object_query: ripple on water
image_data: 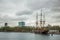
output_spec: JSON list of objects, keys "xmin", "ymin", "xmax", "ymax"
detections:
[{"xmin": 0, "ymin": 32, "xmax": 60, "ymax": 40}]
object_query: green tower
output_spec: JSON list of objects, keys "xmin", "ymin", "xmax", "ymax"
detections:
[{"xmin": 18, "ymin": 22, "xmax": 25, "ymax": 27}]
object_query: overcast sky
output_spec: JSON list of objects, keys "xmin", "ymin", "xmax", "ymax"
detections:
[{"xmin": 0, "ymin": 0, "xmax": 60, "ymax": 26}]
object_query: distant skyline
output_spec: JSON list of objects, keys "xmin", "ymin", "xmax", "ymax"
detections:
[{"xmin": 0, "ymin": 0, "xmax": 60, "ymax": 26}]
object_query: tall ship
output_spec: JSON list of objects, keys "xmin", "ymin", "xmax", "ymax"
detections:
[{"xmin": 34, "ymin": 9, "xmax": 49, "ymax": 34}]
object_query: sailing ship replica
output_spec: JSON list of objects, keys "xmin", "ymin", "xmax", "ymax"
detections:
[{"xmin": 34, "ymin": 9, "xmax": 49, "ymax": 34}]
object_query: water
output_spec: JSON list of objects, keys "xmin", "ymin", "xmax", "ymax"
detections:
[{"xmin": 0, "ymin": 32, "xmax": 60, "ymax": 40}]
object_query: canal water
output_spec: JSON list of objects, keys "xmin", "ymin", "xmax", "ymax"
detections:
[{"xmin": 0, "ymin": 32, "xmax": 60, "ymax": 40}]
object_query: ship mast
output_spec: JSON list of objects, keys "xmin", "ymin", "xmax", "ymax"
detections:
[
  {"xmin": 36, "ymin": 13, "xmax": 38, "ymax": 27},
  {"xmin": 40, "ymin": 9, "xmax": 45, "ymax": 27},
  {"xmin": 43, "ymin": 12, "xmax": 45, "ymax": 27},
  {"xmin": 40, "ymin": 9, "xmax": 42, "ymax": 27}
]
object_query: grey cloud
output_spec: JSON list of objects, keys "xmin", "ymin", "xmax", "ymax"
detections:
[
  {"xmin": 16, "ymin": 10, "xmax": 33, "ymax": 16},
  {"xmin": 51, "ymin": 8, "xmax": 60, "ymax": 12},
  {"xmin": 27, "ymin": 0, "xmax": 56, "ymax": 10},
  {"xmin": 51, "ymin": 0, "xmax": 60, "ymax": 22},
  {"xmin": 51, "ymin": 0, "xmax": 60, "ymax": 12},
  {"xmin": 0, "ymin": 0, "xmax": 60, "ymax": 26},
  {"xmin": 51, "ymin": 14, "xmax": 60, "ymax": 23},
  {"xmin": 0, "ymin": 0, "xmax": 31, "ymax": 26},
  {"xmin": 0, "ymin": 7, "xmax": 15, "ymax": 13},
  {"xmin": 53, "ymin": 0, "xmax": 60, "ymax": 8},
  {"xmin": 0, "ymin": 1, "xmax": 16, "ymax": 13},
  {"xmin": 0, "ymin": 15, "xmax": 28, "ymax": 22},
  {"xmin": 0, "ymin": 0, "xmax": 24, "ymax": 3},
  {"xmin": 49, "ymin": 0, "xmax": 60, "ymax": 23},
  {"xmin": 53, "ymin": 15, "xmax": 60, "ymax": 19},
  {"xmin": 0, "ymin": 0, "xmax": 27, "ymax": 13},
  {"xmin": 11, "ymin": 15, "xmax": 29, "ymax": 21},
  {"xmin": 12, "ymin": 17, "xmax": 28, "ymax": 21},
  {"xmin": 55, "ymin": 20, "xmax": 60, "ymax": 23},
  {"xmin": 0, "ymin": 0, "xmax": 3, "ymax": 3}
]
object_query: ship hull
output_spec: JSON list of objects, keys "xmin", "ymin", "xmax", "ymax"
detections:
[{"xmin": 34, "ymin": 30, "xmax": 48, "ymax": 34}]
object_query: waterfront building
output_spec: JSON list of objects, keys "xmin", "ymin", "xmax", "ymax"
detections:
[
  {"xmin": 18, "ymin": 22, "xmax": 25, "ymax": 27},
  {"xmin": 49, "ymin": 30, "xmax": 59, "ymax": 34}
]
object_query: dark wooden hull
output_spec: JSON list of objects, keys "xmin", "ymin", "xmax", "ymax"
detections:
[{"xmin": 34, "ymin": 30, "xmax": 48, "ymax": 34}]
